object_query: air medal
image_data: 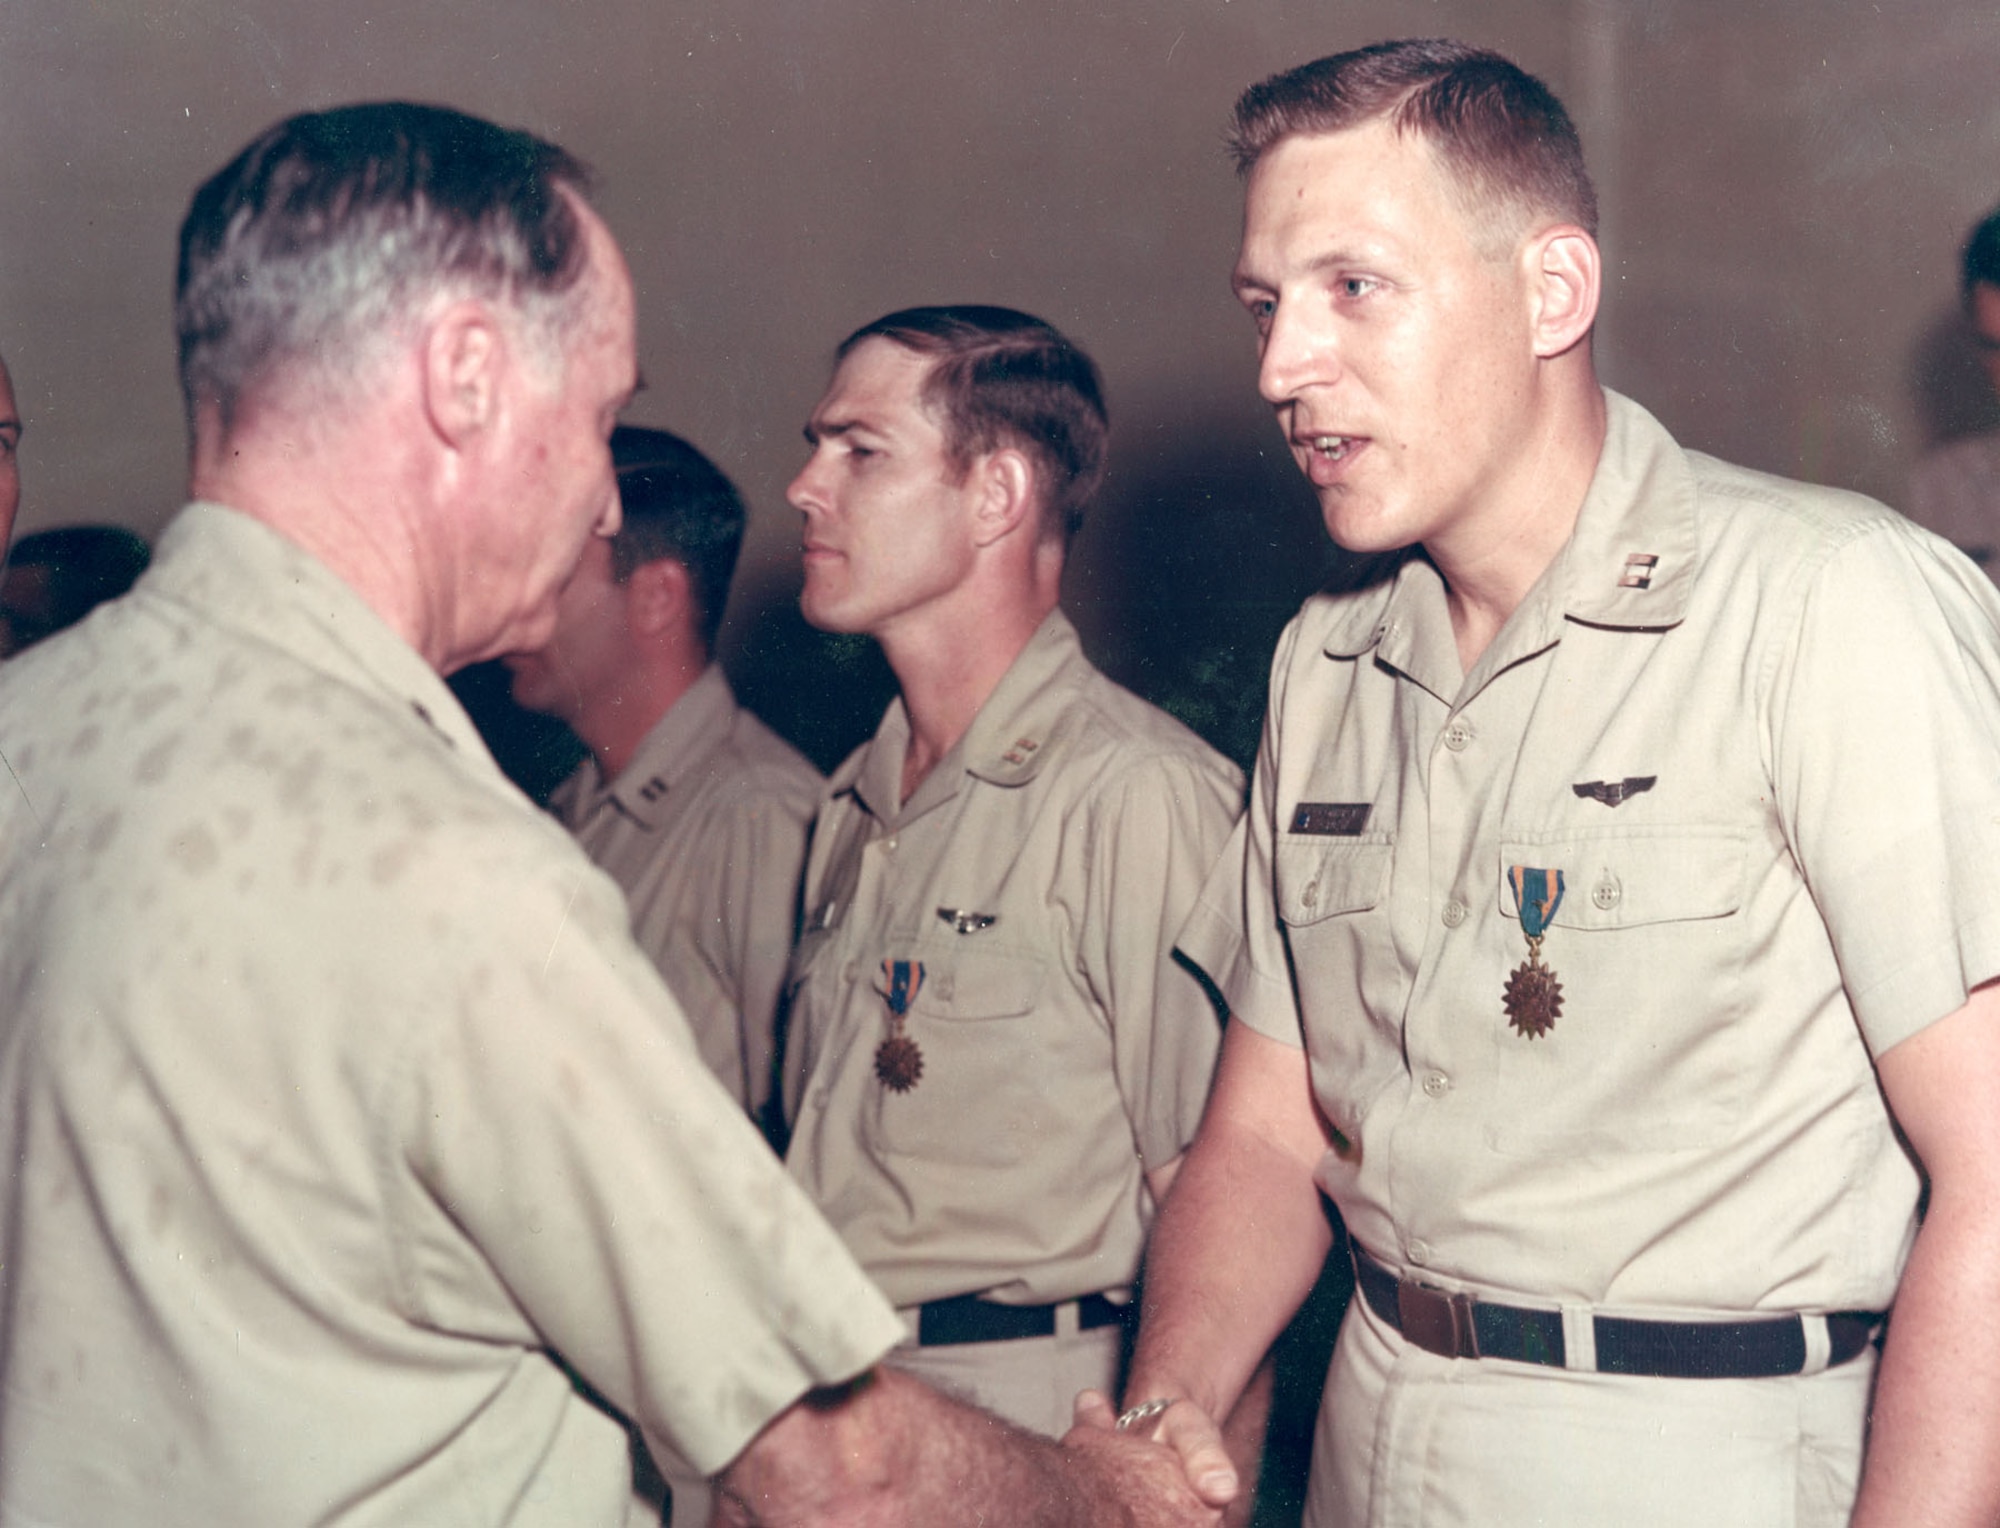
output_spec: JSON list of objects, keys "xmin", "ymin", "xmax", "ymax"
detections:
[
  {"xmin": 873, "ymin": 959, "xmax": 926, "ymax": 1092},
  {"xmin": 1503, "ymin": 866, "xmax": 1565, "ymax": 1039}
]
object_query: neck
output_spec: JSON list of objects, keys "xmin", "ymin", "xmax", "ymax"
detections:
[
  {"xmin": 191, "ymin": 400, "xmax": 449, "ymax": 665},
  {"xmin": 881, "ymin": 573, "xmax": 1059, "ymax": 806},
  {"xmin": 577, "ymin": 651, "xmax": 706, "ymax": 781},
  {"xmin": 1432, "ymin": 376, "xmax": 1608, "ymax": 674}
]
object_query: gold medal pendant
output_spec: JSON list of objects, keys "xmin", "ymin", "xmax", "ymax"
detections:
[
  {"xmin": 1503, "ymin": 938, "xmax": 1563, "ymax": 1039},
  {"xmin": 874, "ymin": 959, "xmax": 926, "ymax": 1092},
  {"xmin": 1503, "ymin": 866, "xmax": 1567, "ymax": 1040},
  {"xmin": 873, "ymin": 1034, "xmax": 925, "ymax": 1092}
]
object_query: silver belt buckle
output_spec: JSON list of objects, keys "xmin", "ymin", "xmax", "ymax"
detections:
[{"xmin": 1397, "ymin": 1279, "xmax": 1482, "ymax": 1360}]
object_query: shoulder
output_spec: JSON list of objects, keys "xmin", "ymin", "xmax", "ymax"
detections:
[
  {"xmin": 1683, "ymin": 451, "xmax": 1991, "ymax": 616},
  {"xmin": 1049, "ymin": 658, "xmax": 1244, "ymax": 806}
]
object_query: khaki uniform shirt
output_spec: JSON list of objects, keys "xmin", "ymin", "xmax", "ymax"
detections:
[
  {"xmin": 1907, "ymin": 428, "xmax": 2000, "ymax": 571},
  {"xmin": 0, "ymin": 504, "xmax": 902, "ymax": 1527},
  {"xmin": 784, "ymin": 610, "xmax": 1242, "ymax": 1309},
  {"xmin": 1181, "ymin": 392, "xmax": 2000, "ymax": 1521},
  {"xmin": 550, "ymin": 665, "xmax": 820, "ymax": 1118}
]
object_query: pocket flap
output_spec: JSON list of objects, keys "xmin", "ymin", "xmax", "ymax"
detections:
[
  {"xmin": 1277, "ymin": 838, "xmax": 1394, "ymax": 926},
  {"xmin": 1498, "ymin": 829, "xmax": 1745, "ymax": 930},
  {"xmin": 883, "ymin": 951, "xmax": 1044, "ymax": 1020}
]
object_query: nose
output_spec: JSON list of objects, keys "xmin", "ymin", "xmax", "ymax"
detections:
[
  {"xmin": 785, "ymin": 451, "xmax": 828, "ymax": 517},
  {"xmin": 1257, "ymin": 298, "xmax": 1337, "ymax": 408}
]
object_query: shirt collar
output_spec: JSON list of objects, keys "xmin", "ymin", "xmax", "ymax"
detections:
[
  {"xmin": 585, "ymin": 665, "xmax": 737, "ymax": 829},
  {"xmin": 1320, "ymin": 389, "xmax": 1699, "ymax": 675},
  {"xmin": 836, "ymin": 607, "xmax": 1088, "ymax": 825},
  {"xmin": 147, "ymin": 502, "xmax": 505, "ymax": 784}
]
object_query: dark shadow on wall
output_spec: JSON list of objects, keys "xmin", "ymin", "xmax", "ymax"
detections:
[
  {"xmin": 449, "ymin": 661, "xmax": 587, "ymax": 807},
  {"xmin": 1909, "ymin": 305, "xmax": 2000, "ymax": 450},
  {"xmin": 729, "ymin": 595, "xmax": 899, "ymax": 778},
  {"xmin": 1066, "ymin": 415, "xmax": 1388, "ymax": 773}
]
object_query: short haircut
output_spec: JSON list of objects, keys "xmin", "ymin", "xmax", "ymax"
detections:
[
  {"xmin": 176, "ymin": 102, "xmax": 594, "ymax": 428},
  {"xmin": 1963, "ymin": 203, "xmax": 2000, "ymax": 301},
  {"xmin": 1228, "ymin": 39, "xmax": 1597, "ymax": 248},
  {"xmin": 607, "ymin": 425, "xmax": 746, "ymax": 657},
  {"xmin": 836, "ymin": 305, "xmax": 1108, "ymax": 545}
]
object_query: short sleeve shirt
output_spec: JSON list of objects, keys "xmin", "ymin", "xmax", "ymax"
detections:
[
  {"xmin": 783, "ymin": 610, "xmax": 1243, "ymax": 1309},
  {"xmin": 550, "ymin": 665, "xmax": 821, "ymax": 1118},
  {"xmin": 0, "ymin": 504, "xmax": 902, "ymax": 1526},
  {"xmin": 1181, "ymin": 392, "xmax": 2000, "ymax": 1315}
]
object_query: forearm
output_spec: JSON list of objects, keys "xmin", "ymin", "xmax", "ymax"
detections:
[
  {"xmin": 1851, "ymin": 1187, "xmax": 2000, "ymax": 1526},
  {"xmin": 715, "ymin": 1368, "xmax": 1215, "ymax": 1527},
  {"xmin": 1127, "ymin": 1119, "xmax": 1330, "ymax": 1421},
  {"xmin": 1857, "ymin": 983, "xmax": 2000, "ymax": 1527},
  {"xmin": 1125, "ymin": 1024, "xmax": 1333, "ymax": 1422}
]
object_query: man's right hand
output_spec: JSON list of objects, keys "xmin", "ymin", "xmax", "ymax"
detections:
[{"xmin": 1066, "ymin": 1388, "xmax": 1237, "ymax": 1521}]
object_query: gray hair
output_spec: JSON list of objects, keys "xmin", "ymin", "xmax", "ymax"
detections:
[{"xmin": 175, "ymin": 101, "xmax": 594, "ymax": 426}]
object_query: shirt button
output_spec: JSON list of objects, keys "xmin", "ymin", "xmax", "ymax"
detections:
[
  {"xmin": 1301, "ymin": 879, "xmax": 1320, "ymax": 910},
  {"xmin": 812, "ymin": 1089, "xmax": 831, "ymax": 1110},
  {"xmin": 881, "ymin": 835, "xmax": 899, "ymax": 854},
  {"xmin": 842, "ymin": 961, "xmax": 860, "ymax": 983},
  {"xmin": 933, "ymin": 973, "xmax": 955, "ymax": 1000},
  {"xmin": 1421, "ymin": 1071, "xmax": 1450, "ymax": 1098},
  {"xmin": 1443, "ymin": 719, "xmax": 1474, "ymax": 752},
  {"xmin": 1407, "ymin": 1240, "xmax": 1433, "ymax": 1267},
  {"xmin": 1592, "ymin": 877, "xmax": 1622, "ymax": 910},
  {"xmin": 1441, "ymin": 899, "xmax": 1467, "ymax": 928}
]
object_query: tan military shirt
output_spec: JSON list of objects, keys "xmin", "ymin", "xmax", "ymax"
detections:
[
  {"xmin": 550, "ymin": 664, "xmax": 820, "ymax": 1118},
  {"xmin": 1182, "ymin": 392, "xmax": 2000, "ymax": 1522},
  {"xmin": 1184, "ymin": 390, "xmax": 2000, "ymax": 1315},
  {"xmin": 784, "ymin": 610, "xmax": 1242, "ymax": 1309},
  {"xmin": 0, "ymin": 504, "xmax": 902, "ymax": 1527}
]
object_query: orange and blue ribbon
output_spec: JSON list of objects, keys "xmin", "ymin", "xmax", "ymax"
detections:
[{"xmin": 1508, "ymin": 866, "xmax": 1565, "ymax": 940}]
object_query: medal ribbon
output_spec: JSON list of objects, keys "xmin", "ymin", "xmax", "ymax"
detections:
[
  {"xmin": 1508, "ymin": 865, "xmax": 1565, "ymax": 942},
  {"xmin": 881, "ymin": 959, "xmax": 924, "ymax": 1016}
]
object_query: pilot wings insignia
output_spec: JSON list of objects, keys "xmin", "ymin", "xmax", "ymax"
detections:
[
  {"xmin": 1571, "ymin": 776, "xmax": 1657, "ymax": 808},
  {"xmin": 937, "ymin": 908, "xmax": 998, "ymax": 935}
]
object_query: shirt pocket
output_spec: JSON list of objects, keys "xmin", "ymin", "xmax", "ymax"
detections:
[
  {"xmin": 866, "ymin": 949, "xmax": 1053, "ymax": 1170},
  {"xmin": 1486, "ymin": 827, "xmax": 1750, "ymax": 1154},
  {"xmin": 1275, "ymin": 836, "xmax": 1405, "ymax": 1144}
]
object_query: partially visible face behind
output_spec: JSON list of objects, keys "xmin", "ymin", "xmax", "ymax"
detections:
[
  {"xmin": 0, "ymin": 355, "xmax": 21, "ymax": 555},
  {"xmin": 786, "ymin": 337, "xmax": 982, "ymax": 640},
  {"xmin": 1233, "ymin": 118, "xmax": 1542, "ymax": 560},
  {"xmin": 468, "ymin": 191, "xmax": 639, "ymax": 666},
  {"xmin": 502, "ymin": 533, "xmax": 633, "ymax": 724},
  {"xmin": 1972, "ymin": 282, "xmax": 2000, "ymax": 400}
]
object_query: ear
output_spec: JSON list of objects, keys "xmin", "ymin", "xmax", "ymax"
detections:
[
  {"xmin": 967, "ymin": 448, "xmax": 1039, "ymax": 549},
  {"xmin": 421, "ymin": 300, "xmax": 507, "ymax": 447},
  {"xmin": 1525, "ymin": 227, "xmax": 1600, "ymax": 360},
  {"xmin": 623, "ymin": 556, "xmax": 693, "ymax": 640}
]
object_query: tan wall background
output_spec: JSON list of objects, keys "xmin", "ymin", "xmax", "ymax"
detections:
[{"xmin": 4, "ymin": 0, "xmax": 1999, "ymax": 765}]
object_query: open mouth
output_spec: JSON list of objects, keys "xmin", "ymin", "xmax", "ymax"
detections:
[{"xmin": 1310, "ymin": 435, "xmax": 1356, "ymax": 462}]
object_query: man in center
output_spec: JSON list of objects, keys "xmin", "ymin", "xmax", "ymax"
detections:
[{"xmin": 781, "ymin": 305, "xmax": 1243, "ymax": 1436}]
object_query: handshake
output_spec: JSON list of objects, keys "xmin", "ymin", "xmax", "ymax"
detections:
[{"xmin": 708, "ymin": 1374, "xmax": 1243, "ymax": 1528}]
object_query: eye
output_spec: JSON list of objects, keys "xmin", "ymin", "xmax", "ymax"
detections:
[
  {"xmin": 1338, "ymin": 276, "xmax": 1380, "ymax": 300},
  {"xmin": 1240, "ymin": 295, "xmax": 1276, "ymax": 335}
]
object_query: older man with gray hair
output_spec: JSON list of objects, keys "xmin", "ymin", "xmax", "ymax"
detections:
[{"xmin": 0, "ymin": 102, "xmax": 1219, "ymax": 1527}]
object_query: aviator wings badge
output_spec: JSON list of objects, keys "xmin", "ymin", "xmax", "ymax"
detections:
[{"xmin": 937, "ymin": 908, "xmax": 998, "ymax": 935}]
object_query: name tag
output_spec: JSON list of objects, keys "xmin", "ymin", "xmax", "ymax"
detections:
[{"xmin": 1290, "ymin": 802, "xmax": 1371, "ymax": 836}]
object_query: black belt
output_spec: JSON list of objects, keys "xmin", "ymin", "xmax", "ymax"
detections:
[
  {"xmin": 1353, "ymin": 1243, "xmax": 1880, "ymax": 1379},
  {"xmin": 916, "ymin": 1291, "xmax": 1129, "ymax": 1347}
]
